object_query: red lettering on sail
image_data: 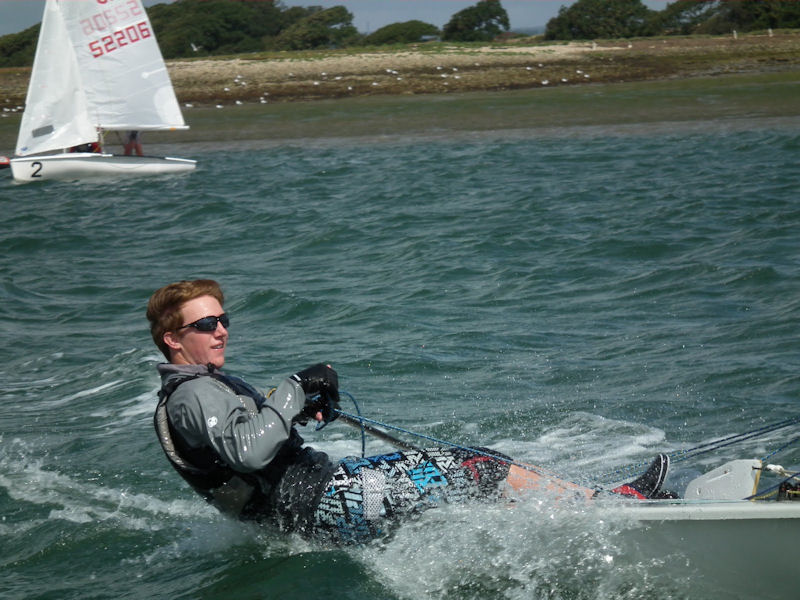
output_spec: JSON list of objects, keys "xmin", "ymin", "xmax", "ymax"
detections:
[{"xmin": 87, "ymin": 21, "xmax": 150, "ymax": 58}]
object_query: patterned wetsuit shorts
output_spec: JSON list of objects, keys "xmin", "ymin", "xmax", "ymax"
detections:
[{"xmin": 311, "ymin": 447, "xmax": 511, "ymax": 543}]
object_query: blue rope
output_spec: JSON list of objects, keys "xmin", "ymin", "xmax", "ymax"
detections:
[
  {"xmin": 332, "ymin": 393, "xmax": 800, "ymax": 490},
  {"xmin": 591, "ymin": 415, "xmax": 800, "ymax": 484},
  {"xmin": 747, "ymin": 468, "xmax": 800, "ymax": 500},
  {"xmin": 317, "ymin": 392, "xmax": 367, "ymax": 457},
  {"xmin": 761, "ymin": 433, "xmax": 800, "ymax": 462},
  {"xmin": 333, "ymin": 407, "xmax": 584, "ymax": 482}
]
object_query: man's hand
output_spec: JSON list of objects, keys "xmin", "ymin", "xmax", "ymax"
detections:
[{"xmin": 292, "ymin": 363, "xmax": 340, "ymax": 423}]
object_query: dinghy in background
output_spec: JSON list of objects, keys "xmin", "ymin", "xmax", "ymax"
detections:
[{"xmin": 10, "ymin": 0, "xmax": 195, "ymax": 183}]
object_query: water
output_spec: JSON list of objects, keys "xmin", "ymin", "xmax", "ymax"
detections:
[{"xmin": 2, "ymin": 111, "xmax": 800, "ymax": 599}]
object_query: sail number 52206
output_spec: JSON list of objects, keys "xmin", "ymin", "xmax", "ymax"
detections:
[{"xmin": 88, "ymin": 21, "xmax": 151, "ymax": 58}]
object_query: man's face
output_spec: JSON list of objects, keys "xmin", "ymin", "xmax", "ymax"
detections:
[{"xmin": 167, "ymin": 295, "xmax": 228, "ymax": 368}]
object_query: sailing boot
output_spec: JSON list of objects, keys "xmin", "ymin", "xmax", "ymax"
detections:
[{"xmin": 611, "ymin": 454, "xmax": 671, "ymax": 499}]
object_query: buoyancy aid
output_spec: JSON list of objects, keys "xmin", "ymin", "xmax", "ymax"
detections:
[{"xmin": 154, "ymin": 367, "xmax": 335, "ymax": 530}]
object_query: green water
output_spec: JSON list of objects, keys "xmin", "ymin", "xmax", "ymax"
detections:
[{"xmin": 2, "ymin": 75, "xmax": 800, "ymax": 599}]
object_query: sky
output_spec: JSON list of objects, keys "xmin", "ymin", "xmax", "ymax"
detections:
[{"xmin": 0, "ymin": 0, "xmax": 671, "ymax": 37}]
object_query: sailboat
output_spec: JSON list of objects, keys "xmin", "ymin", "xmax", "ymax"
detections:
[{"xmin": 10, "ymin": 0, "xmax": 195, "ymax": 183}]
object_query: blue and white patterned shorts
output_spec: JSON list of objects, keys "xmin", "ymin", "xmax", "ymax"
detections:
[{"xmin": 311, "ymin": 447, "xmax": 511, "ymax": 543}]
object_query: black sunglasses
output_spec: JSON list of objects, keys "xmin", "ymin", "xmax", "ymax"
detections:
[{"xmin": 179, "ymin": 313, "xmax": 229, "ymax": 332}]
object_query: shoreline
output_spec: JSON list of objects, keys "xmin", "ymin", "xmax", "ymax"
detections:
[
  {"xmin": 2, "ymin": 32, "xmax": 799, "ymax": 106},
  {"xmin": 1, "ymin": 32, "xmax": 799, "ymax": 152},
  {"xmin": 164, "ymin": 31, "xmax": 800, "ymax": 105}
]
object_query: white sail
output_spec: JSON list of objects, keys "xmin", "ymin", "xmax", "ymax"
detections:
[
  {"xmin": 59, "ymin": 0, "xmax": 186, "ymax": 132},
  {"xmin": 16, "ymin": 0, "xmax": 186, "ymax": 157},
  {"xmin": 15, "ymin": 0, "xmax": 96, "ymax": 156}
]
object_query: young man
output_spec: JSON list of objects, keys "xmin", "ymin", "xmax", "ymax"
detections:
[{"xmin": 147, "ymin": 280, "xmax": 670, "ymax": 543}]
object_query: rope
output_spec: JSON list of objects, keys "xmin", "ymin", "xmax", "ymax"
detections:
[
  {"xmin": 761, "ymin": 433, "xmax": 800, "ymax": 462},
  {"xmin": 333, "ymin": 407, "xmax": 589, "ymax": 483},
  {"xmin": 748, "ymin": 468, "xmax": 800, "ymax": 501},
  {"xmin": 591, "ymin": 415, "xmax": 800, "ymax": 484},
  {"xmin": 330, "ymin": 393, "xmax": 800, "ymax": 491}
]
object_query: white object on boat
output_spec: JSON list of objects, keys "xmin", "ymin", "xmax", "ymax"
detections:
[
  {"xmin": 683, "ymin": 458, "xmax": 762, "ymax": 500},
  {"xmin": 11, "ymin": 0, "xmax": 195, "ymax": 183}
]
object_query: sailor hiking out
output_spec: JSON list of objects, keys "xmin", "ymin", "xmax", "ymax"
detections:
[{"xmin": 148, "ymin": 279, "xmax": 672, "ymax": 543}]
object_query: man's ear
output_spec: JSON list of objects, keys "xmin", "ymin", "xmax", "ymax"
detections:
[{"xmin": 163, "ymin": 331, "xmax": 182, "ymax": 351}]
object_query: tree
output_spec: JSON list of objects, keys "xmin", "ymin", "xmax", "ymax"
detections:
[
  {"xmin": 442, "ymin": 0, "xmax": 510, "ymax": 42},
  {"xmin": 544, "ymin": 0, "xmax": 657, "ymax": 40},
  {"xmin": 363, "ymin": 20, "xmax": 440, "ymax": 46},
  {"xmin": 695, "ymin": 0, "xmax": 800, "ymax": 34},
  {"xmin": 148, "ymin": 0, "xmax": 285, "ymax": 57},
  {"xmin": 273, "ymin": 6, "xmax": 360, "ymax": 50},
  {"xmin": 656, "ymin": 0, "xmax": 719, "ymax": 35},
  {"xmin": 0, "ymin": 24, "xmax": 39, "ymax": 68}
]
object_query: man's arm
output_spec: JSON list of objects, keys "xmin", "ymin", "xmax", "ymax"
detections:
[{"xmin": 167, "ymin": 376, "xmax": 306, "ymax": 472}]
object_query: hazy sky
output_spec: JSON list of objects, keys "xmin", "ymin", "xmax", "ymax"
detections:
[{"xmin": 0, "ymin": 0, "xmax": 670, "ymax": 37}]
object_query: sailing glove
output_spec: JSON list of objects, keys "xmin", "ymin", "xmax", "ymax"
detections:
[{"xmin": 291, "ymin": 363, "xmax": 340, "ymax": 423}]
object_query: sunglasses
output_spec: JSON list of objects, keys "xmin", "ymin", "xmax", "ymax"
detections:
[{"xmin": 179, "ymin": 313, "xmax": 230, "ymax": 332}]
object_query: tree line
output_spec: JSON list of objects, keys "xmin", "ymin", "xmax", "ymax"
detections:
[
  {"xmin": 2, "ymin": 0, "xmax": 799, "ymax": 68},
  {"xmin": 544, "ymin": 0, "xmax": 800, "ymax": 40}
]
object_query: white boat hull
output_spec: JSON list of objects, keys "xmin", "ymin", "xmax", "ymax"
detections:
[
  {"xmin": 10, "ymin": 152, "xmax": 196, "ymax": 183},
  {"xmin": 609, "ymin": 500, "xmax": 800, "ymax": 597}
]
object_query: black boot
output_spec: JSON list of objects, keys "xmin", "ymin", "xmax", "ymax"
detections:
[{"xmin": 611, "ymin": 454, "xmax": 670, "ymax": 499}]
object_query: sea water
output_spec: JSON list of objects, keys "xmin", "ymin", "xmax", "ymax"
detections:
[{"xmin": 2, "ymin": 108, "xmax": 799, "ymax": 599}]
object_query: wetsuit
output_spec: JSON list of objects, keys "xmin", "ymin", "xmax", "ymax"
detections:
[{"xmin": 155, "ymin": 364, "xmax": 511, "ymax": 543}]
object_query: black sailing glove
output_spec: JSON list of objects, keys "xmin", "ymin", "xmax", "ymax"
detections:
[{"xmin": 291, "ymin": 363, "xmax": 340, "ymax": 423}]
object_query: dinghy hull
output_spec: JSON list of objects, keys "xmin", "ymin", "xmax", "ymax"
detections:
[
  {"xmin": 11, "ymin": 153, "xmax": 196, "ymax": 183},
  {"xmin": 612, "ymin": 500, "xmax": 800, "ymax": 597}
]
